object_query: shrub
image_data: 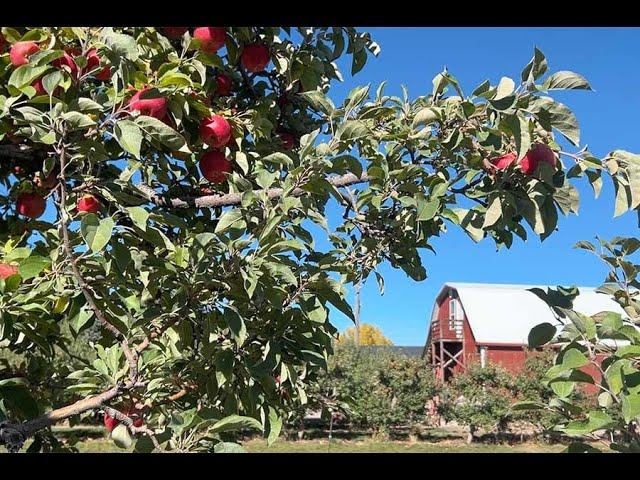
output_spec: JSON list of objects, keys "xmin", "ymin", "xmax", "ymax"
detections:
[{"xmin": 290, "ymin": 344, "xmax": 436, "ymax": 435}]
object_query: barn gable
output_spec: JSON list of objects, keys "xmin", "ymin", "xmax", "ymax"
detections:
[{"xmin": 445, "ymin": 282, "xmax": 626, "ymax": 345}]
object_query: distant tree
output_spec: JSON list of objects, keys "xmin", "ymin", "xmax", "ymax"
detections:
[
  {"xmin": 339, "ymin": 323, "xmax": 393, "ymax": 346},
  {"xmin": 301, "ymin": 343, "xmax": 435, "ymax": 435}
]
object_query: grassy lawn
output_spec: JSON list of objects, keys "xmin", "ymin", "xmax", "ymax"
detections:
[
  {"xmin": 243, "ymin": 438, "xmax": 566, "ymax": 453},
  {"xmin": 5, "ymin": 425, "xmax": 587, "ymax": 453},
  {"xmin": 58, "ymin": 436, "xmax": 567, "ymax": 453}
]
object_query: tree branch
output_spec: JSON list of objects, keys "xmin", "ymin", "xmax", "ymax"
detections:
[
  {"xmin": 57, "ymin": 141, "xmax": 140, "ymax": 384},
  {"xmin": 0, "ymin": 385, "xmax": 122, "ymax": 452},
  {"xmin": 135, "ymin": 172, "xmax": 372, "ymax": 209}
]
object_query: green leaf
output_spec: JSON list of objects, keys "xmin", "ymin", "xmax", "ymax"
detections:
[
  {"xmin": 62, "ymin": 111, "xmax": 97, "ymax": 131},
  {"xmin": 223, "ymin": 307, "xmax": 247, "ymax": 346},
  {"xmin": 412, "ymin": 107, "xmax": 440, "ymax": 128},
  {"xmin": 215, "ymin": 209, "xmax": 244, "ymax": 234},
  {"xmin": 262, "ymin": 152, "xmax": 293, "ymax": 167},
  {"xmin": 563, "ymin": 411, "xmax": 614, "ymax": 435},
  {"xmin": 41, "ymin": 70, "xmax": 64, "ymax": 96},
  {"xmin": 102, "ymin": 30, "xmax": 139, "ymax": 61},
  {"xmin": 111, "ymin": 423, "xmax": 134, "ymax": 449},
  {"xmin": 18, "ymin": 255, "xmax": 50, "ymax": 280},
  {"xmin": 114, "ymin": 120, "xmax": 143, "ymax": 159},
  {"xmin": 495, "ymin": 76, "xmax": 515, "ymax": 100},
  {"xmin": 267, "ymin": 408, "xmax": 282, "ymax": 446},
  {"xmin": 337, "ymin": 120, "xmax": 368, "ymax": 142},
  {"xmin": 81, "ymin": 214, "xmax": 114, "ymax": 253},
  {"xmin": 299, "ymin": 90, "xmax": 335, "ymax": 116},
  {"xmin": 561, "ymin": 348, "xmax": 589, "ymax": 369},
  {"xmin": 213, "ymin": 442, "xmax": 246, "ymax": 453},
  {"xmin": 209, "ymin": 415, "xmax": 263, "ymax": 435},
  {"xmin": 126, "ymin": 207, "xmax": 149, "ymax": 232},
  {"xmin": 8, "ymin": 65, "xmax": 50, "ymax": 90},
  {"xmin": 511, "ymin": 401, "xmax": 546, "ymax": 411},
  {"xmin": 416, "ymin": 197, "xmax": 439, "ymax": 222},
  {"xmin": 521, "ymin": 47, "xmax": 548, "ymax": 84},
  {"xmin": 550, "ymin": 379, "xmax": 575, "ymax": 398},
  {"xmin": 621, "ymin": 394, "xmax": 640, "ymax": 423},
  {"xmin": 532, "ymin": 97, "xmax": 581, "ymax": 146},
  {"xmin": 351, "ymin": 49, "xmax": 367, "ymax": 75},
  {"xmin": 542, "ymin": 71, "xmax": 592, "ymax": 91},
  {"xmin": 482, "ymin": 196, "xmax": 502, "ymax": 229},
  {"xmin": 136, "ymin": 115, "xmax": 187, "ymax": 151},
  {"xmin": 528, "ymin": 322, "xmax": 557, "ymax": 347},
  {"xmin": 344, "ymin": 84, "xmax": 370, "ymax": 112}
]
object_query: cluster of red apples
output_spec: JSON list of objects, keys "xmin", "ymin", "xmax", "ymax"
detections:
[
  {"xmin": 103, "ymin": 404, "xmax": 144, "ymax": 433},
  {"xmin": 1, "ymin": 27, "xmax": 281, "ymax": 222},
  {"xmin": 489, "ymin": 143, "xmax": 558, "ymax": 176}
]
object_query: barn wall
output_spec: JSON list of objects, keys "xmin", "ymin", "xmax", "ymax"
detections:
[
  {"xmin": 484, "ymin": 346, "xmax": 528, "ymax": 373},
  {"xmin": 460, "ymin": 316, "xmax": 477, "ymax": 372}
]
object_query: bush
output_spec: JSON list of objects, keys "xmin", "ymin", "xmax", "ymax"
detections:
[
  {"xmin": 290, "ymin": 344, "xmax": 436, "ymax": 435},
  {"xmin": 438, "ymin": 364, "xmax": 514, "ymax": 442}
]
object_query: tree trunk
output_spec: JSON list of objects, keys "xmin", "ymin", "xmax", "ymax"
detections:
[{"xmin": 466, "ymin": 425, "xmax": 476, "ymax": 444}]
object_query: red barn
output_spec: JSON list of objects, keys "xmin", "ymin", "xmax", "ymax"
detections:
[{"xmin": 422, "ymin": 282, "xmax": 627, "ymax": 385}]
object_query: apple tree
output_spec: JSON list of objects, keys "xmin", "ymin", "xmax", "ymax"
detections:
[
  {"xmin": 0, "ymin": 27, "xmax": 628, "ymax": 452},
  {"xmin": 520, "ymin": 235, "xmax": 640, "ymax": 452}
]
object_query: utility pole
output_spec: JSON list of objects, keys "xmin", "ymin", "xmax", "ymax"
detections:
[{"xmin": 354, "ymin": 281, "xmax": 361, "ymax": 347}]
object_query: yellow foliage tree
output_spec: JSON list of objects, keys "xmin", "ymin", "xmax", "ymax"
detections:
[{"xmin": 339, "ymin": 323, "xmax": 393, "ymax": 346}]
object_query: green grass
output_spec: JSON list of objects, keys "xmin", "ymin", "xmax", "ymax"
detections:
[
  {"xmin": 40, "ymin": 436, "xmax": 567, "ymax": 453},
  {"xmin": 6, "ymin": 425, "xmax": 594, "ymax": 453},
  {"xmin": 243, "ymin": 438, "xmax": 567, "ymax": 453}
]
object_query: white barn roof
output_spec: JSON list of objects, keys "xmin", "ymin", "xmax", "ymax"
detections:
[{"xmin": 438, "ymin": 282, "xmax": 627, "ymax": 345}]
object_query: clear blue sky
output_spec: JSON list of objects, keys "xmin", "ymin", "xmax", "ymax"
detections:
[{"xmin": 325, "ymin": 27, "xmax": 640, "ymax": 345}]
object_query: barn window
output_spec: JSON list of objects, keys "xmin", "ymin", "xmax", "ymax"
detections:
[{"xmin": 449, "ymin": 298, "xmax": 461, "ymax": 320}]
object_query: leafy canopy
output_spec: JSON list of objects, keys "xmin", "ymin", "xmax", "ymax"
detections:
[{"xmin": 0, "ymin": 26, "xmax": 630, "ymax": 452}]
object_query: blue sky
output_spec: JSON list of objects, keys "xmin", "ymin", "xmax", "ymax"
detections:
[{"xmin": 324, "ymin": 27, "xmax": 640, "ymax": 346}]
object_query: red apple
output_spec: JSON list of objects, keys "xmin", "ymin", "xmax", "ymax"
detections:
[
  {"xmin": 199, "ymin": 150, "xmax": 232, "ymax": 184},
  {"xmin": 214, "ymin": 73, "xmax": 232, "ymax": 96},
  {"xmin": 490, "ymin": 152, "xmax": 517, "ymax": 171},
  {"xmin": 277, "ymin": 131, "xmax": 296, "ymax": 151},
  {"xmin": 53, "ymin": 50, "xmax": 80, "ymax": 79},
  {"xmin": 85, "ymin": 48, "xmax": 111, "ymax": 81},
  {"xmin": 199, "ymin": 115, "xmax": 231, "ymax": 148},
  {"xmin": 123, "ymin": 405, "xmax": 144, "ymax": 428},
  {"xmin": 32, "ymin": 78, "xmax": 47, "ymax": 96},
  {"xmin": 77, "ymin": 194, "xmax": 100, "ymax": 214},
  {"xmin": 10, "ymin": 41, "xmax": 40, "ymax": 67},
  {"xmin": 519, "ymin": 143, "xmax": 557, "ymax": 176},
  {"xmin": 277, "ymin": 95, "xmax": 290, "ymax": 108},
  {"xmin": 16, "ymin": 193, "xmax": 46, "ymax": 219},
  {"xmin": 103, "ymin": 412, "xmax": 119, "ymax": 432},
  {"xmin": 241, "ymin": 43, "xmax": 270, "ymax": 73},
  {"xmin": 193, "ymin": 27, "xmax": 226, "ymax": 54},
  {"xmin": 0, "ymin": 263, "xmax": 18, "ymax": 280},
  {"xmin": 32, "ymin": 78, "xmax": 62, "ymax": 97},
  {"xmin": 128, "ymin": 88, "xmax": 168, "ymax": 120},
  {"xmin": 162, "ymin": 27, "xmax": 189, "ymax": 39}
]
